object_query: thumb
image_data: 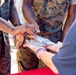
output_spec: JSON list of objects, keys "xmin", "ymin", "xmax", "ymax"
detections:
[
  {"xmin": 23, "ymin": 44, "xmax": 29, "ymax": 47},
  {"xmin": 35, "ymin": 26, "xmax": 40, "ymax": 33}
]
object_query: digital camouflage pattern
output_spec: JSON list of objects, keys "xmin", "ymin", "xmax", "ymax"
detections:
[
  {"xmin": 17, "ymin": 0, "xmax": 72, "ymax": 72},
  {"xmin": 32, "ymin": 0, "xmax": 71, "ymax": 42},
  {"xmin": 0, "ymin": 0, "xmax": 10, "ymax": 20},
  {"xmin": 0, "ymin": 0, "xmax": 11, "ymax": 75}
]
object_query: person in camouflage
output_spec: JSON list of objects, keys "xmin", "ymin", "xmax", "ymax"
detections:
[
  {"xmin": 15, "ymin": 0, "xmax": 76, "ymax": 72},
  {"xmin": 0, "ymin": 0, "xmax": 34, "ymax": 75}
]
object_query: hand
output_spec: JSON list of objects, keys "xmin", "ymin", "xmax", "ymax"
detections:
[
  {"xmin": 12, "ymin": 35, "xmax": 25, "ymax": 49},
  {"xmin": 25, "ymin": 23, "xmax": 37, "ymax": 35},
  {"xmin": 23, "ymin": 40, "xmax": 44, "ymax": 53},
  {"xmin": 31, "ymin": 22, "xmax": 40, "ymax": 33},
  {"xmin": 16, "ymin": 36, "xmax": 26, "ymax": 49},
  {"xmin": 12, "ymin": 24, "xmax": 35, "ymax": 38},
  {"xmin": 25, "ymin": 22, "xmax": 40, "ymax": 35},
  {"xmin": 45, "ymin": 41, "xmax": 62, "ymax": 52}
]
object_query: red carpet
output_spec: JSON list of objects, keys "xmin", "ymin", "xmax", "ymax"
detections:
[{"xmin": 8, "ymin": 68, "xmax": 59, "ymax": 75}]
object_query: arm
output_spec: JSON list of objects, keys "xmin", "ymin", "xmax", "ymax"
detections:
[
  {"xmin": 9, "ymin": 0, "xmax": 21, "ymax": 26},
  {"xmin": 39, "ymin": 52, "xmax": 58, "ymax": 74},
  {"xmin": 0, "ymin": 18, "xmax": 34, "ymax": 36},
  {"xmin": 9, "ymin": 0, "xmax": 26, "ymax": 48},
  {"xmin": 61, "ymin": 4, "xmax": 76, "ymax": 41},
  {"xmin": 0, "ymin": 18, "xmax": 15, "ymax": 34},
  {"xmin": 22, "ymin": 0, "xmax": 40, "ymax": 33},
  {"xmin": 45, "ymin": 41, "xmax": 62, "ymax": 53},
  {"xmin": 23, "ymin": 43, "xmax": 58, "ymax": 74},
  {"xmin": 22, "ymin": 0, "xmax": 35, "ymax": 24}
]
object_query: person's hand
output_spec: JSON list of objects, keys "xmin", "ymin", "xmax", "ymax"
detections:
[
  {"xmin": 31, "ymin": 22, "xmax": 40, "ymax": 34},
  {"xmin": 12, "ymin": 35, "xmax": 25, "ymax": 49},
  {"xmin": 12, "ymin": 23, "xmax": 35, "ymax": 38},
  {"xmin": 16, "ymin": 36, "xmax": 26, "ymax": 49},
  {"xmin": 24, "ymin": 23, "xmax": 37, "ymax": 35},
  {"xmin": 24, "ymin": 22, "xmax": 40, "ymax": 37},
  {"xmin": 25, "ymin": 22, "xmax": 40, "ymax": 35},
  {"xmin": 23, "ymin": 40, "xmax": 44, "ymax": 53},
  {"xmin": 23, "ymin": 43, "xmax": 39, "ymax": 53},
  {"xmin": 11, "ymin": 23, "xmax": 38, "ymax": 49},
  {"xmin": 45, "ymin": 41, "xmax": 62, "ymax": 52}
]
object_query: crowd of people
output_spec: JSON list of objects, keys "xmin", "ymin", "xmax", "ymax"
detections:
[{"xmin": 0, "ymin": 0, "xmax": 76, "ymax": 75}]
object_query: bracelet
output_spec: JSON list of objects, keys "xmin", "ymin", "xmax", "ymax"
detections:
[
  {"xmin": 14, "ymin": 22, "xmax": 21, "ymax": 26},
  {"xmin": 36, "ymin": 48, "xmax": 47, "ymax": 59}
]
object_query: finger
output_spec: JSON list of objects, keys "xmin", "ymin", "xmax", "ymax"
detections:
[
  {"xmin": 27, "ymin": 35, "xmax": 34, "ymax": 39},
  {"xmin": 22, "ymin": 32, "xmax": 35, "ymax": 38},
  {"xmin": 35, "ymin": 25, "xmax": 40, "ymax": 33},
  {"xmin": 44, "ymin": 45, "xmax": 50, "ymax": 48},
  {"xmin": 30, "ymin": 23, "xmax": 40, "ymax": 33},
  {"xmin": 16, "ymin": 40, "xmax": 24, "ymax": 49},
  {"xmin": 28, "ymin": 25, "xmax": 37, "ymax": 35},
  {"xmin": 26, "ymin": 23, "xmax": 40, "ymax": 34},
  {"xmin": 23, "ymin": 44, "xmax": 29, "ymax": 47},
  {"xmin": 26, "ymin": 29, "xmax": 35, "ymax": 36},
  {"xmin": 16, "ymin": 41, "xmax": 21, "ymax": 49},
  {"xmin": 16, "ymin": 36, "xmax": 25, "ymax": 49},
  {"xmin": 18, "ymin": 39, "xmax": 25, "ymax": 48}
]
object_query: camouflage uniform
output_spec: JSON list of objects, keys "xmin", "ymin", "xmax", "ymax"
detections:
[
  {"xmin": 0, "ymin": 0, "xmax": 11, "ymax": 74},
  {"xmin": 32, "ymin": 0, "xmax": 71, "ymax": 42},
  {"xmin": 17, "ymin": 0, "xmax": 71, "ymax": 72}
]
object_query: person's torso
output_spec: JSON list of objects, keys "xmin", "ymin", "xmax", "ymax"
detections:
[
  {"xmin": 0, "ymin": 0, "xmax": 11, "ymax": 53},
  {"xmin": 32, "ymin": 0, "xmax": 71, "ymax": 33},
  {"xmin": 0, "ymin": 0, "xmax": 10, "ymax": 20}
]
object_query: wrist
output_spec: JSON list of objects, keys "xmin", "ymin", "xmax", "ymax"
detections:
[
  {"xmin": 10, "ymin": 27, "xmax": 16, "ymax": 35},
  {"xmin": 36, "ymin": 48, "xmax": 47, "ymax": 59},
  {"xmin": 14, "ymin": 22, "xmax": 21, "ymax": 26}
]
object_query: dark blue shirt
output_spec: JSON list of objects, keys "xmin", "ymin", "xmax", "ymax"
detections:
[{"xmin": 52, "ymin": 21, "xmax": 76, "ymax": 75}]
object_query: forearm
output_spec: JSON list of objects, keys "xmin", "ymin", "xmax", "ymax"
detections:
[
  {"xmin": 9, "ymin": 4, "xmax": 20, "ymax": 26},
  {"xmin": 24, "ymin": 44, "xmax": 58, "ymax": 73},
  {"xmin": 61, "ymin": 16, "xmax": 75, "ymax": 41},
  {"xmin": 61, "ymin": 4, "xmax": 76, "ymax": 41},
  {"xmin": 22, "ymin": 3, "xmax": 36, "ymax": 24},
  {"xmin": 0, "ymin": 18, "xmax": 15, "ymax": 34},
  {"xmin": 39, "ymin": 52, "xmax": 58, "ymax": 74}
]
